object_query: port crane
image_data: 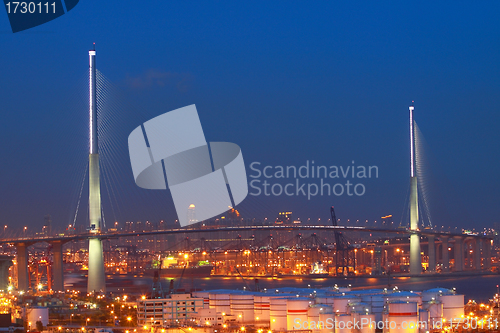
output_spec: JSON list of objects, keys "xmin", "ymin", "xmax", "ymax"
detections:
[{"xmin": 330, "ymin": 206, "xmax": 355, "ymax": 276}]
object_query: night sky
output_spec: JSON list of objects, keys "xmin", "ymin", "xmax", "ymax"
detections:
[{"xmin": 0, "ymin": 1, "xmax": 499, "ymax": 232}]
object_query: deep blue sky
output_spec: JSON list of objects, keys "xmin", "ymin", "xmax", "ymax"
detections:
[{"xmin": 0, "ymin": 1, "xmax": 499, "ymax": 232}]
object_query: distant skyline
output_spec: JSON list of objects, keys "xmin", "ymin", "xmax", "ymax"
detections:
[{"xmin": 0, "ymin": 2, "xmax": 499, "ymax": 231}]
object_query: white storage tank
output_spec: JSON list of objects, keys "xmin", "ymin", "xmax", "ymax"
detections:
[
  {"xmin": 270, "ymin": 297, "xmax": 289, "ymax": 331},
  {"xmin": 318, "ymin": 312, "xmax": 335, "ymax": 333},
  {"xmin": 230, "ymin": 292, "xmax": 254, "ymax": 323},
  {"xmin": 386, "ymin": 291, "xmax": 422, "ymax": 305},
  {"xmin": 27, "ymin": 307, "xmax": 49, "ymax": 327},
  {"xmin": 423, "ymin": 300, "xmax": 443, "ymax": 328},
  {"xmin": 315, "ymin": 296, "xmax": 335, "ymax": 306},
  {"xmin": 308, "ymin": 305, "xmax": 320, "ymax": 328},
  {"xmin": 359, "ymin": 291, "xmax": 387, "ymax": 322},
  {"xmin": 287, "ymin": 297, "xmax": 312, "ymax": 331},
  {"xmin": 386, "ymin": 301, "xmax": 418, "ymax": 333},
  {"xmin": 421, "ymin": 288, "xmax": 452, "ymax": 302},
  {"xmin": 348, "ymin": 302, "xmax": 371, "ymax": 314},
  {"xmin": 438, "ymin": 294, "xmax": 464, "ymax": 321},
  {"xmin": 351, "ymin": 313, "xmax": 376, "ymax": 333},
  {"xmin": 254, "ymin": 293, "xmax": 271, "ymax": 322},
  {"xmin": 209, "ymin": 290, "xmax": 231, "ymax": 315},
  {"xmin": 336, "ymin": 314, "xmax": 353, "ymax": 333},
  {"xmin": 307, "ymin": 304, "xmax": 333, "ymax": 333},
  {"xmin": 419, "ymin": 309, "xmax": 429, "ymax": 331},
  {"xmin": 333, "ymin": 295, "xmax": 361, "ymax": 314}
]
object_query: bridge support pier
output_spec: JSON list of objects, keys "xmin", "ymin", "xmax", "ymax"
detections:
[
  {"xmin": 427, "ymin": 235, "xmax": 436, "ymax": 273},
  {"xmin": 453, "ymin": 237, "xmax": 464, "ymax": 272},
  {"xmin": 474, "ymin": 239, "xmax": 481, "ymax": 270},
  {"xmin": 465, "ymin": 240, "xmax": 471, "ymax": 269},
  {"xmin": 50, "ymin": 241, "xmax": 65, "ymax": 292},
  {"xmin": 0, "ymin": 257, "xmax": 12, "ymax": 291},
  {"xmin": 441, "ymin": 236, "xmax": 449, "ymax": 272},
  {"xmin": 88, "ymin": 238, "xmax": 105, "ymax": 292},
  {"xmin": 484, "ymin": 239, "xmax": 492, "ymax": 271},
  {"xmin": 16, "ymin": 243, "xmax": 30, "ymax": 291}
]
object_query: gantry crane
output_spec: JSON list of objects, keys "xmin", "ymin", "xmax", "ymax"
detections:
[{"xmin": 330, "ymin": 206, "xmax": 355, "ymax": 276}]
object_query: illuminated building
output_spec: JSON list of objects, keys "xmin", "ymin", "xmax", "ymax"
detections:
[{"xmin": 137, "ymin": 294, "xmax": 204, "ymax": 326}]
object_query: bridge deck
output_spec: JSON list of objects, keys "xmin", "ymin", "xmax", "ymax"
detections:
[{"xmin": 0, "ymin": 225, "xmax": 490, "ymax": 245}]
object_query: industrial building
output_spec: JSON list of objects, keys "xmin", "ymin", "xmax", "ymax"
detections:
[{"xmin": 136, "ymin": 294, "xmax": 204, "ymax": 327}]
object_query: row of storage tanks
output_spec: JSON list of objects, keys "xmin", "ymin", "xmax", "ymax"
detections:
[{"xmin": 193, "ymin": 286, "xmax": 464, "ymax": 333}]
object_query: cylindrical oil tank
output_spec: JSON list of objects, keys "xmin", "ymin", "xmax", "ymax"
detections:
[
  {"xmin": 438, "ymin": 294, "xmax": 464, "ymax": 321},
  {"xmin": 351, "ymin": 313, "xmax": 376, "ymax": 333},
  {"xmin": 287, "ymin": 297, "xmax": 312, "ymax": 331},
  {"xmin": 360, "ymin": 293, "xmax": 386, "ymax": 322},
  {"xmin": 336, "ymin": 314, "xmax": 353, "ymax": 333},
  {"xmin": 386, "ymin": 301, "xmax": 418, "ymax": 333},
  {"xmin": 382, "ymin": 312, "xmax": 389, "ymax": 333},
  {"xmin": 307, "ymin": 304, "xmax": 334, "ymax": 333},
  {"xmin": 421, "ymin": 288, "xmax": 452, "ymax": 302},
  {"xmin": 316, "ymin": 296, "xmax": 335, "ymax": 306},
  {"xmin": 333, "ymin": 295, "xmax": 361, "ymax": 314},
  {"xmin": 419, "ymin": 309, "xmax": 429, "ymax": 331},
  {"xmin": 254, "ymin": 293, "xmax": 271, "ymax": 322},
  {"xmin": 348, "ymin": 302, "xmax": 371, "ymax": 314},
  {"xmin": 424, "ymin": 300, "xmax": 443, "ymax": 328},
  {"xmin": 308, "ymin": 305, "xmax": 320, "ymax": 325},
  {"xmin": 319, "ymin": 312, "xmax": 335, "ymax": 333},
  {"xmin": 386, "ymin": 291, "xmax": 422, "ymax": 305},
  {"xmin": 270, "ymin": 297, "xmax": 288, "ymax": 331},
  {"xmin": 230, "ymin": 292, "xmax": 255, "ymax": 323},
  {"xmin": 209, "ymin": 290, "xmax": 231, "ymax": 314}
]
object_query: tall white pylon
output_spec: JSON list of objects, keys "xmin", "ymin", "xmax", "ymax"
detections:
[
  {"xmin": 409, "ymin": 103, "xmax": 422, "ymax": 275},
  {"xmin": 87, "ymin": 46, "xmax": 106, "ymax": 292}
]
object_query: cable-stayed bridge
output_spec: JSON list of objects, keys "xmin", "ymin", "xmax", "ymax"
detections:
[
  {"xmin": 0, "ymin": 49, "xmax": 493, "ymax": 295},
  {"xmin": 4, "ymin": 223, "xmax": 493, "ymax": 294}
]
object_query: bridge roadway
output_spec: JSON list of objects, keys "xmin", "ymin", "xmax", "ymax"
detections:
[
  {"xmin": 2, "ymin": 225, "xmax": 492, "ymax": 293},
  {"xmin": 0, "ymin": 225, "xmax": 491, "ymax": 244}
]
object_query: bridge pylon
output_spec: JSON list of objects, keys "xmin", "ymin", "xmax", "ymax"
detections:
[
  {"xmin": 87, "ymin": 46, "xmax": 105, "ymax": 293},
  {"xmin": 409, "ymin": 104, "xmax": 422, "ymax": 275}
]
